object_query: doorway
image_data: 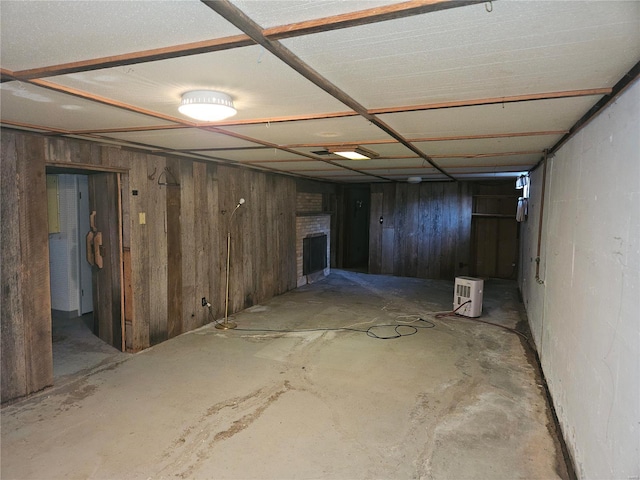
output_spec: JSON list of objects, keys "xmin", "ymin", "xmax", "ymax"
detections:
[
  {"xmin": 47, "ymin": 174, "xmax": 93, "ymax": 319},
  {"xmin": 342, "ymin": 185, "xmax": 370, "ymax": 271},
  {"xmin": 46, "ymin": 168, "xmax": 126, "ymax": 379}
]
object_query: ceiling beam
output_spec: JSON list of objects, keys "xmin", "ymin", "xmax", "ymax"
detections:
[
  {"xmin": 14, "ymin": 84, "xmax": 603, "ymax": 137},
  {"xmin": 62, "ymin": 125, "xmax": 567, "ymax": 142},
  {"xmin": 0, "ymin": 68, "xmax": 19, "ymax": 83},
  {"xmin": 0, "ymin": 120, "xmax": 71, "ymax": 135},
  {"xmin": 202, "ymin": 0, "xmax": 457, "ymax": 181},
  {"xmin": 122, "ymin": 88, "xmax": 602, "ymax": 129},
  {"xmin": 167, "ymin": 88, "xmax": 610, "ymax": 127},
  {"xmin": 30, "ymin": 78, "xmax": 196, "ymax": 125},
  {"xmin": 246, "ymin": 150, "xmax": 540, "ymax": 163},
  {"xmin": 290, "ymin": 165, "xmax": 535, "ymax": 173},
  {"xmin": 369, "ymin": 88, "xmax": 612, "ymax": 115},
  {"xmin": 431, "ymin": 150, "xmax": 541, "ymax": 159},
  {"xmin": 280, "ymin": 131, "xmax": 568, "ymax": 148},
  {"xmin": 264, "ymin": 0, "xmax": 486, "ymax": 40},
  {"xmin": 8, "ymin": 35, "xmax": 254, "ymax": 81},
  {"xmin": 408, "ymin": 131, "xmax": 567, "ymax": 142}
]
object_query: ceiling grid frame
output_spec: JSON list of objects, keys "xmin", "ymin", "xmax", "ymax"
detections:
[{"xmin": 0, "ymin": 0, "xmax": 638, "ymax": 183}]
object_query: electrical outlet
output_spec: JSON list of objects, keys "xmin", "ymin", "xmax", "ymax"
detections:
[{"xmin": 202, "ymin": 297, "xmax": 208, "ymax": 307}]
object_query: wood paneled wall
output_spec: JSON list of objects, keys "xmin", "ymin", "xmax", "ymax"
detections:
[
  {"xmin": 369, "ymin": 182, "xmax": 472, "ymax": 280},
  {"xmin": 470, "ymin": 182, "xmax": 519, "ymax": 279},
  {"xmin": 1, "ymin": 130, "xmax": 298, "ymax": 402},
  {"xmin": 1, "ymin": 133, "xmax": 54, "ymax": 403}
]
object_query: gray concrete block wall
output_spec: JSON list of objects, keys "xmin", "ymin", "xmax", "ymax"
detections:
[{"xmin": 519, "ymin": 80, "xmax": 640, "ymax": 479}]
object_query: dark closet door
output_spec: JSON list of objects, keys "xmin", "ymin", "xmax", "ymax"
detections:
[{"xmin": 88, "ymin": 173, "xmax": 124, "ymax": 350}]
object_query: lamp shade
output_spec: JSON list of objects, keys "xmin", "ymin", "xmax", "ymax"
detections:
[{"xmin": 179, "ymin": 90, "xmax": 237, "ymax": 122}]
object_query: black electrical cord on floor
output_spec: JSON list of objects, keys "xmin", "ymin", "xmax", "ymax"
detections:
[
  {"xmin": 433, "ymin": 300, "xmax": 528, "ymax": 340},
  {"xmin": 206, "ymin": 307, "xmax": 435, "ymax": 340}
]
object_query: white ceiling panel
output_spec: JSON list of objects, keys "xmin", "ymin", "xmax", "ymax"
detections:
[
  {"xmin": 49, "ymin": 46, "xmax": 348, "ymax": 122},
  {"xmin": 414, "ymin": 135, "xmax": 563, "ymax": 156},
  {"xmin": 435, "ymin": 154, "xmax": 541, "ymax": 168},
  {"xmin": 208, "ymin": 149, "xmax": 310, "ymax": 163},
  {"xmin": 0, "ymin": 81, "xmax": 176, "ymax": 131},
  {"xmin": 101, "ymin": 128, "xmax": 261, "ymax": 151},
  {"xmin": 224, "ymin": 116, "xmax": 394, "ymax": 145},
  {"xmin": 363, "ymin": 168, "xmax": 439, "ymax": 176},
  {"xmin": 334, "ymin": 158, "xmax": 427, "ymax": 170},
  {"xmin": 282, "ymin": 1, "xmax": 640, "ymax": 108},
  {"xmin": 254, "ymin": 160, "xmax": 342, "ymax": 172},
  {"xmin": 380, "ymin": 97, "xmax": 601, "ymax": 138},
  {"xmin": 324, "ymin": 177, "xmax": 377, "ymax": 183},
  {"xmin": 230, "ymin": 0, "xmax": 397, "ymax": 28},
  {"xmin": 450, "ymin": 166, "xmax": 531, "ymax": 174},
  {"xmin": 308, "ymin": 170, "xmax": 372, "ymax": 178},
  {"xmin": 0, "ymin": 1, "xmax": 243, "ymax": 71}
]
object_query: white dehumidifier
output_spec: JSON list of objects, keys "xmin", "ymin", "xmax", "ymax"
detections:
[{"xmin": 453, "ymin": 276, "xmax": 484, "ymax": 317}]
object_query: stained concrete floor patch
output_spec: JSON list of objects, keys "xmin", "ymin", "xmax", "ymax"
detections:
[{"xmin": 1, "ymin": 270, "xmax": 569, "ymax": 479}]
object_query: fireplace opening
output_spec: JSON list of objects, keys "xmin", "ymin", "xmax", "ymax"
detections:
[{"xmin": 303, "ymin": 234, "xmax": 327, "ymax": 275}]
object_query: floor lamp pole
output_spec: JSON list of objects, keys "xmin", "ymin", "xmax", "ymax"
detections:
[{"xmin": 216, "ymin": 198, "xmax": 244, "ymax": 330}]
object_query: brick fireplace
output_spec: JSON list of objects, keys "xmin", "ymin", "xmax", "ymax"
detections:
[{"xmin": 296, "ymin": 193, "xmax": 330, "ymax": 287}]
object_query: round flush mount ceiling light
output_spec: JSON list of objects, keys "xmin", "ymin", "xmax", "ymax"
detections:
[
  {"xmin": 407, "ymin": 176, "xmax": 422, "ymax": 184},
  {"xmin": 178, "ymin": 90, "xmax": 237, "ymax": 122}
]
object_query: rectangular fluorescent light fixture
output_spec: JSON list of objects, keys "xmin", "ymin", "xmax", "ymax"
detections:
[{"xmin": 327, "ymin": 146, "xmax": 378, "ymax": 160}]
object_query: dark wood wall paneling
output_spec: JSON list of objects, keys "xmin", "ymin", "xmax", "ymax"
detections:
[
  {"xmin": 1, "ymin": 134, "xmax": 53, "ymax": 403},
  {"xmin": 470, "ymin": 182, "xmax": 519, "ymax": 279},
  {"xmin": 1, "ymin": 130, "xmax": 299, "ymax": 402},
  {"xmin": 369, "ymin": 182, "xmax": 472, "ymax": 280}
]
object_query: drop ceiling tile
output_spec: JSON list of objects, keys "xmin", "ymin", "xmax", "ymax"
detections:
[
  {"xmin": 379, "ymin": 97, "xmax": 601, "ymax": 138},
  {"xmin": 253, "ymin": 160, "xmax": 340, "ymax": 172},
  {"xmin": 230, "ymin": 0, "xmax": 396, "ymax": 28},
  {"xmin": 452, "ymin": 166, "xmax": 531, "ymax": 174},
  {"xmin": 49, "ymin": 46, "xmax": 348, "ymax": 122},
  {"xmin": 0, "ymin": 81, "xmax": 176, "ymax": 131},
  {"xmin": 414, "ymin": 135, "xmax": 563, "ymax": 156},
  {"xmin": 363, "ymin": 168, "xmax": 436, "ymax": 176},
  {"xmin": 282, "ymin": 1, "xmax": 640, "ymax": 108},
  {"xmin": 435, "ymin": 154, "xmax": 540, "ymax": 169},
  {"xmin": 334, "ymin": 158, "xmax": 426, "ymax": 170},
  {"xmin": 309, "ymin": 170, "xmax": 373, "ymax": 180},
  {"xmin": 1, "ymin": 1, "xmax": 243, "ymax": 71},
  {"xmin": 101, "ymin": 128, "xmax": 261, "ymax": 151},
  {"xmin": 213, "ymin": 149, "xmax": 312, "ymax": 163},
  {"xmin": 224, "ymin": 116, "xmax": 393, "ymax": 146}
]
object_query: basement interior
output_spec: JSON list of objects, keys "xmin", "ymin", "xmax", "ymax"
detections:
[{"xmin": 1, "ymin": 1, "xmax": 638, "ymax": 479}]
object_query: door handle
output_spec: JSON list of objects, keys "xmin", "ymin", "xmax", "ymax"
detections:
[{"xmin": 93, "ymin": 231, "xmax": 103, "ymax": 269}]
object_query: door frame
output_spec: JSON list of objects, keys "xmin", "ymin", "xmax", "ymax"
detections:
[{"xmin": 46, "ymin": 163, "xmax": 128, "ymax": 351}]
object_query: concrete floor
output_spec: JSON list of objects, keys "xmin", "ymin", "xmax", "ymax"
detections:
[
  {"xmin": 51, "ymin": 312, "xmax": 128, "ymax": 380},
  {"xmin": 1, "ymin": 270, "xmax": 569, "ymax": 479}
]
